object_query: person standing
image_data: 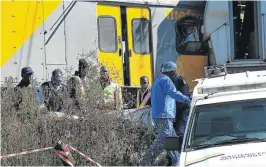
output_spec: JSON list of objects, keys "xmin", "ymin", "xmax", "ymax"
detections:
[
  {"xmin": 140, "ymin": 61, "xmax": 191, "ymax": 166},
  {"xmin": 166, "ymin": 68, "xmax": 190, "ymax": 166},
  {"xmin": 100, "ymin": 66, "xmax": 122, "ymax": 111},
  {"xmin": 14, "ymin": 67, "xmax": 35, "ymax": 109},
  {"xmin": 67, "ymin": 59, "xmax": 88, "ymax": 109},
  {"xmin": 41, "ymin": 69, "xmax": 69, "ymax": 112},
  {"xmin": 77, "ymin": 59, "xmax": 89, "ymax": 83},
  {"xmin": 172, "ymin": 73, "xmax": 190, "ymax": 148},
  {"xmin": 16, "ymin": 67, "xmax": 34, "ymax": 89},
  {"xmin": 136, "ymin": 76, "xmax": 151, "ymax": 108}
]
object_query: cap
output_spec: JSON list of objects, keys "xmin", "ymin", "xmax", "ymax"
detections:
[
  {"xmin": 161, "ymin": 61, "xmax": 177, "ymax": 72},
  {"xmin": 21, "ymin": 67, "xmax": 33, "ymax": 75}
]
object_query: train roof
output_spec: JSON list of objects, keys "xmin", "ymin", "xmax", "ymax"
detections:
[{"xmin": 78, "ymin": 0, "xmax": 206, "ymax": 8}]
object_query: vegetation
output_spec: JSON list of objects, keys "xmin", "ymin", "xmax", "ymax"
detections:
[{"xmin": 1, "ymin": 52, "xmax": 156, "ymax": 166}]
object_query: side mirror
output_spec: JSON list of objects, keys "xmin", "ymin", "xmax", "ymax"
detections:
[{"xmin": 164, "ymin": 136, "xmax": 181, "ymax": 151}]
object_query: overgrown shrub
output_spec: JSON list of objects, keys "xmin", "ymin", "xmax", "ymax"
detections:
[{"xmin": 1, "ymin": 52, "xmax": 156, "ymax": 166}]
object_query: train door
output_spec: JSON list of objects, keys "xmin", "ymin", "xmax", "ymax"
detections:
[
  {"xmin": 126, "ymin": 7, "xmax": 153, "ymax": 86},
  {"xmin": 96, "ymin": 4, "xmax": 153, "ymax": 87},
  {"xmin": 97, "ymin": 5, "xmax": 124, "ymax": 85}
]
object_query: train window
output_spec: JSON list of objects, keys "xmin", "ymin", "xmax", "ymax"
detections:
[
  {"xmin": 232, "ymin": 1, "xmax": 259, "ymax": 59},
  {"xmin": 98, "ymin": 17, "xmax": 117, "ymax": 53},
  {"xmin": 176, "ymin": 16, "xmax": 207, "ymax": 55},
  {"xmin": 132, "ymin": 18, "xmax": 150, "ymax": 54}
]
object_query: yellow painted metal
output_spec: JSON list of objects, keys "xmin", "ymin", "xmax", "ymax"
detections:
[
  {"xmin": 1, "ymin": 0, "xmax": 62, "ymax": 67},
  {"xmin": 96, "ymin": 4, "xmax": 124, "ymax": 85},
  {"xmin": 176, "ymin": 55, "xmax": 208, "ymax": 91},
  {"xmin": 126, "ymin": 7, "xmax": 152, "ymax": 86},
  {"xmin": 165, "ymin": 9, "xmax": 192, "ymax": 20}
]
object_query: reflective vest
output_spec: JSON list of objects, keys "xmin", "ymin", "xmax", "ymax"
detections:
[
  {"xmin": 103, "ymin": 82, "xmax": 121, "ymax": 103},
  {"xmin": 103, "ymin": 82, "xmax": 123, "ymax": 110},
  {"xmin": 136, "ymin": 87, "xmax": 151, "ymax": 108}
]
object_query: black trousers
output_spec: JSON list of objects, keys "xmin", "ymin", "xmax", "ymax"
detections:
[{"xmin": 166, "ymin": 107, "xmax": 188, "ymax": 165}]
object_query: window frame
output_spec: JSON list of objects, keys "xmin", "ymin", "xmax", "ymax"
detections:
[
  {"xmin": 229, "ymin": 1, "xmax": 263, "ymax": 61},
  {"xmin": 131, "ymin": 18, "xmax": 151, "ymax": 55},
  {"xmin": 174, "ymin": 16, "xmax": 208, "ymax": 56},
  {"xmin": 97, "ymin": 16, "xmax": 118, "ymax": 53}
]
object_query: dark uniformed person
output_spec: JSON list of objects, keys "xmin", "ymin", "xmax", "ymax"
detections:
[
  {"xmin": 16, "ymin": 67, "xmax": 34, "ymax": 88},
  {"xmin": 41, "ymin": 69, "xmax": 69, "ymax": 112},
  {"xmin": 172, "ymin": 74, "xmax": 190, "ymax": 145},
  {"xmin": 166, "ymin": 68, "xmax": 190, "ymax": 166},
  {"xmin": 14, "ymin": 67, "xmax": 35, "ymax": 109},
  {"xmin": 78, "ymin": 59, "xmax": 89, "ymax": 82}
]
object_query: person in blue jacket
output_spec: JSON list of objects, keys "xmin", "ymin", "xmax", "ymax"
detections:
[{"xmin": 140, "ymin": 61, "xmax": 191, "ymax": 166}]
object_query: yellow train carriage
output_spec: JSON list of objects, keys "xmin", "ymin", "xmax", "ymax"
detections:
[{"xmin": 1, "ymin": 0, "xmax": 208, "ymax": 106}]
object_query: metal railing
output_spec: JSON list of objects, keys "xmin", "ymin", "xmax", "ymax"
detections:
[
  {"xmin": 204, "ymin": 64, "xmax": 227, "ymax": 78},
  {"xmin": 262, "ymin": 13, "xmax": 266, "ymax": 61}
]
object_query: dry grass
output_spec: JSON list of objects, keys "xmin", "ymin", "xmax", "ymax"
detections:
[{"xmin": 1, "ymin": 52, "xmax": 156, "ymax": 166}]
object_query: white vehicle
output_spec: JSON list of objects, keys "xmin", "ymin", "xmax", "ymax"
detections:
[{"xmin": 165, "ymin": 65, "xmax": 266, "ymax": 167}]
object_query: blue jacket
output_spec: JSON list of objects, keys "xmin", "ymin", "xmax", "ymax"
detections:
[{"xmin": 151, "ymin": 74, "xmax": 191, "ymax": 119}]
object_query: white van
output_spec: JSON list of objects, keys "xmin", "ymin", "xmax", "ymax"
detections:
[{"xmin": 165, "ymin": 65, "xmax": 266, "ymax": 167}]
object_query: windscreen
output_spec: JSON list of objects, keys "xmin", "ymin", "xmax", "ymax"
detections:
[{"xmin": 187, "ymin": 98, "xmax": 266, "ymax": 148}]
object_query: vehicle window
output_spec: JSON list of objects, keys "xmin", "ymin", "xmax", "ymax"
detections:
[
  {"xmin": 188, "ymin": 98, "xmax": 266, "ymax": 148},
  {"xmin": 132, "ymin": 18, "xmax": 150, "ymax": 54},
  {"xmin": 98, "ymin": 17, "xmax": 117, "ymax": 53}
]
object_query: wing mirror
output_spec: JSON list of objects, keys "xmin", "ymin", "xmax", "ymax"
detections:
[{"xmin": 164, "ymin": 136, "xmax": 181, "ymax": 151}]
